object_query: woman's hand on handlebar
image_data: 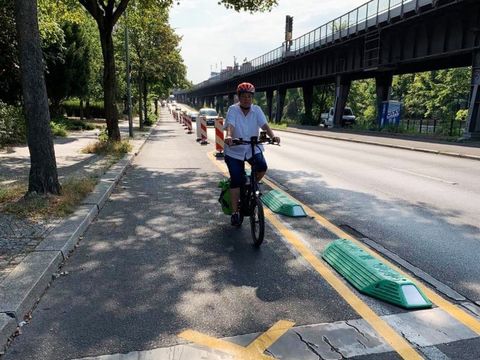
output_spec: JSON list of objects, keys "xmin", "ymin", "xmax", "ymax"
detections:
[{"xmin": 225, "ymin": 136, "xmax": 233, "ymax": 146}]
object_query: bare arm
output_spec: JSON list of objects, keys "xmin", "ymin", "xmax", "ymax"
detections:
[
  {"xmin": 261, "ymin": 124, "xmax": 280, "ymax": 144},
  {"xmin": 225, "ymin": 124, "xmax": 235, "ymax": 146}
]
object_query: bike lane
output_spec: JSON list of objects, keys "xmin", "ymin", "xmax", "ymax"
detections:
[
  {"xmin": 2, "ymin": 110, "xmax": 358, "ymax": 360},
  {"xmin": 3, "ymin": 109, "xmax": 478, "ymax": 360}
]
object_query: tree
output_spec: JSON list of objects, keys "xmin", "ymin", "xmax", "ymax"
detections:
[
  {"xmin": 14, "ymin": 0, "xmax": 61, "ymax": 195},
  {"xmin": 44, "ymin": 22, "xmax": 93, "ymax": 116},
  {"xmin": 78, "ymin": 0, "xmax": 278, "ymax": 141},
  {"xmin": 121, "ymin": 3, "xmax": 186, "ymax": 126},
  {"xmin": 0, "ymin": 0, "xmax": 21, "ymax": 104}
]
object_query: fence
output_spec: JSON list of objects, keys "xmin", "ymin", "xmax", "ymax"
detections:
[{"xmin": 398, "ymin": 118, "xmax": 466, "ymax": 137}]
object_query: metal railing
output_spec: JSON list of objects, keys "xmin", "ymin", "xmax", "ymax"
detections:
[{"xmin": 192, "ymin": 0, "xmax": 435, "ymax": 91}]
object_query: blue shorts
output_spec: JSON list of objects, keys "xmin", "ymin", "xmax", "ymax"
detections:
[{"xmin": 225, "ymin": 153, "xmax": 268, "ymax": 188}]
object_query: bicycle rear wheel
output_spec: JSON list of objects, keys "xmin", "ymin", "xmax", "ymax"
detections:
[{"xmin": 250, "ymin": 196, "xmax": 265, "ymax": 247}]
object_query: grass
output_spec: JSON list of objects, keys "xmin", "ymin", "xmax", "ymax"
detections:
[
  {"xmin": 81, "ymin": 139, "xmax": 132, "ymax": 156},
  {"xmin": 1, "ymin": 176, "xmax": 97, "ymax": 219},
  {"xmin": 270, "ymin": 123, "xmax": 288, "ymax": 130},
  {"xmin": 0, "ymin": 181, "xmax": 27, "ymax": 205}
]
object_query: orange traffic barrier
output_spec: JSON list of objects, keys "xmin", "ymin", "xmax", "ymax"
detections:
[
  {"xmin": 214, "ymin": 117, "xmax": 224, "ymax": 157},
  {"xmin": 186, "ymin": 115, "xmax": 193, "ymax": 134},
  {"xmin": 200, "ymin": 116, "xmax": 208, "ymax": 145}
]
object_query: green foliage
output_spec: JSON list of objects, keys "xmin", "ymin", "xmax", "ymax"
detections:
[
  {"xmin": 50, "ymin": 122, "xmax": 68, "ymax": 137},
  {"xmin": 63, "ymin": 99, "xmax": 106, "ymax": 119},
  {"xmin": 349, "ymin": 79, "xmax": 376, "ymax": 123},
  {"xmin": 51, "ymin": 115, "xmax": 95, "ymax": 131},
  {"xmin": 0, "ymin": 0, "xmax": 21, "ymax": 104},
  {"xmin": 0, "ymin": 102, "xmax": 26, "ymax": 146},
  {"xmin": 219, "ymin": 0, "xmax": 278, "ymax": 12},
  {"xmin": 456, "ymin": 109, "xmax": 468, "ymax": 122}
]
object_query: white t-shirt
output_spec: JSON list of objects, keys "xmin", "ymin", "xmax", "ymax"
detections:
[{"xmin": 223, "ymin": 103, "xmax": 268, "ymax": 160}]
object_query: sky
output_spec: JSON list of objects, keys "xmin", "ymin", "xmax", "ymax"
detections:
[{"xmin": 169, "ymin": 0, "xmax": 364, "ymax": 85}]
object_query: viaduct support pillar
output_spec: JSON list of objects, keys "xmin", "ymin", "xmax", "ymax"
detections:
[
  {"xmin": 216, "ymin": 95, "xmax": 224, "ymax": 115},
  {"xmin": 333, "ymin": 76, "xmax": 351, "ymax": 127},
  {"xmin": 375, "ymin": 73, "xmax": 393, "ymax": 126},
  {"xmin": 228, "ymin": 93, "xmax": 235, "ymax": 106},
  {"xmin": 266, "ymin": 89, "xmax": 274, "ymax": 122},
  {"xmin": 465, "ymin": 50, "xmax": 480, "ymax": 139},
  {"xmin": 303, "ymin": 84, "xmax": 313, "ymax": 124},
  {"xmin": 275, "ymin": 88, "xmax": 287, "ymax": 124}
]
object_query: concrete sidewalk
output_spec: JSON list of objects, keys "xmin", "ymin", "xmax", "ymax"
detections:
[{"xmin": 0, "ymin": 117, "xmax": 155, "ymax": 353}]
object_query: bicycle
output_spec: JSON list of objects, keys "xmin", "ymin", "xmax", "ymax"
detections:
[{"xmin": 230, "ymin": 132, "xmax": 279, "ymax": 247}]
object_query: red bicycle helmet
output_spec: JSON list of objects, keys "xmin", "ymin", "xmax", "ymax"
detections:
[{"xmin": 237, "ymin": 82, "xmax": 255, "ymax": 95}]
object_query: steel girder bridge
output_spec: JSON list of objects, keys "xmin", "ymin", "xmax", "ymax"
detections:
[{"xmin": 175, "ymin": 0, "xmax": 480, "ymax": 139}]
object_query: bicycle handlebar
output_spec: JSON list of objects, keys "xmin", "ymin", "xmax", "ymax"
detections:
[{"xmin": 231, "ymin": 136, "xmax": 280, "ymax": 146}]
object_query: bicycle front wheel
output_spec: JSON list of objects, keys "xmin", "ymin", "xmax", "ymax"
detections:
[{"xmin": 250, "ymin": 197, "xmax": 265, "ymax": 247}]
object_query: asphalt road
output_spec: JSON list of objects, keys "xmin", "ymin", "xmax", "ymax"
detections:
[
  {"xmin": 249, "ymin": 129, "xmax": 480, "ymax": 304},
  {"xmin": 4, "ymin": 111, "xmax": 480, "ymax": 360},
  {"xmin": 4, "ymin": 114, "xmax": 361, "ymax": 360}
]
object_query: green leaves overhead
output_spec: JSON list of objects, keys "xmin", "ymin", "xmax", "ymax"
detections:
[{"xmin": 218, "ymin": 0, "xmax": 278, "ymax": 12}]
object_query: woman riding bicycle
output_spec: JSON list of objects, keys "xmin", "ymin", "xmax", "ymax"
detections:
[{"xmin": 224, "ymin": 82, "xmax": 280, "ymax": 227}]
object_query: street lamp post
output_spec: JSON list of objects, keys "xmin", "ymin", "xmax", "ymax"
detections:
[{"xmin": 124, "ymin": 10, "xmax": 133, "ymax": 138}]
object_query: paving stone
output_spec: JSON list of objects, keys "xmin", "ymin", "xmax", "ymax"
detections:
[
  {"xmin": 0, "ymin": 313, "xmax": 16, "ymax": 354},
  {"xmin": 383, "ymin": 308, "xmax": 478, "ymax": 347},
  {"xmin": 0, "ymin": 251, "xmax": 62, "ymax": 321}
]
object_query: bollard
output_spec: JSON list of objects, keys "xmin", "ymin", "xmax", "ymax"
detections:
[
  {"xmin": 186, "ymin": 115, "xmax": 193, "ymax": 134},
  {"xmin": 200, "ymin": 116, "xmax": 208, "ymax": 145},
  {"xmin": 214, "ymin": 117, "xmax": 224, "ymax": 157},
  {"xmin": 196, "ymin": 115, "xmax": 202, "ymax": 141}
]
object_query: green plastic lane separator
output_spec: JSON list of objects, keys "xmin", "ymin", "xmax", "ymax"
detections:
[
  {"xmin": 322, "ymin": 239, "xmax": 432, "ymax": 309},
  {"xmin": 261, "ymin": 189, "xmax": 307, "ymax": 217}
]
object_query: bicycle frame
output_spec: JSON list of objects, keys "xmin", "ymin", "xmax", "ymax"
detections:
[{"xmin": 236, "ymin": 136, "xmax": 264, "ymax": 216}]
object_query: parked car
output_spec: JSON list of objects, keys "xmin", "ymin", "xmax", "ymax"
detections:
[
  {"xmin": 188, "ymin": 111, "xmax": 199, "ymax": 122},
  {"xmin": 198, "ymin": 108, "xmax": 218, "ymax": 126},
  {"xmin": 320, "ymin": 107, "xmax": 356, "ymax": 127}
]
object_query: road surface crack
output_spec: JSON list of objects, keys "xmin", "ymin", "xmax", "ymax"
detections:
[{"xmin": 293, "ymin": 330, "xmax": 323, "ymax": 359}]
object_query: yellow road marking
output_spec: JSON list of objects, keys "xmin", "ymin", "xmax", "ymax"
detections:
[
  {"xmin": 178, "ymin": 320, "xmax": 295, "ymax": 360},
  {"xmin": 260, "ymin": 176, "xmax": 480, "ymax": 335},
  {"xmin": 207, "ymin": 152, "xmax": 422, "ymax": 359}
]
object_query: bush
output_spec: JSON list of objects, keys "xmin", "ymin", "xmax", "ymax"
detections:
[
  {"xmin": 51, "ymin": 116, "xmax": 95, "ymax": 131},
  {"xmin": 50, "ymin": 122, "xmax": 68, "ymax": 137},
  {"xmin": 62, "ymin": 99, "xmax": 106, "ymax": 119},
  {"xmin": 0, "ymin": 102, "xmax": 26, "ymax": 146}
]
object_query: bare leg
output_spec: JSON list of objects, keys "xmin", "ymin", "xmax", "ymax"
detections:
[
  {"xmin": 256, "ymin": 171, "xmax": 266, "ymax": 182},
  {"xmin": 230, "ymin": 187, "xmax": 240, "ymax": 212}
]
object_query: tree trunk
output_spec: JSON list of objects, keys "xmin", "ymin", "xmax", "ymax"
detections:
[
  {"xmin": 143, "ymin": 75, "xmax": 148, "ymax": 125},
  {"xmin": 14, "ymin": 0, "xmax": 60, "ymax": 195},
  {"xmin": 138, "ymin": 75, "xmax": 144, "ymax": 130},
  {"xmin": 80, "ymin": 98, "xmax": 84, "ymax": 120},
  {"xmin": 99, "ymin": 25, "xmax": 121, "ymax": 141},
  {"xmin": 154, "ymin": 99, "xmax": 158, "ymax": 116}
]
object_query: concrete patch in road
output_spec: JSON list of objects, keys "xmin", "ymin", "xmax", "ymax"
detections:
[
  {"xmin": 35, "ymin": 205, "xmax": 99, "ymax": 258},
  {"xmin": 269, "ymin": 319, "xmax": 392, "ymax": 359},
  {"xmin": 74, "ymin": 343, "xmax": 235, "ymax": 360},
  {"xmin": 384, "ymin": 308, "xmax": 478, "ymax": 347},
  {"xmin": 0, "ymin": 313, "xmax": 16, "ymax": 354},
  {"xmin": 0, "ymin": 251, "xmax": 62, "ymax": 321}
]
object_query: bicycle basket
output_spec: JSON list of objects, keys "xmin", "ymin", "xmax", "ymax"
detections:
[{"xmin": 218, "ymin": 178, "xmax": 233, "ymax": 215}]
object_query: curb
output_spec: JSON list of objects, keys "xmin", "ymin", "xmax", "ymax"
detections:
[
  {"xmin": 275, "ymin": 127, "xmax": 480, "ymax": 161},
  {"xmin": 0, "ymin": 123, "xmax": 157, "ymax": 353}
]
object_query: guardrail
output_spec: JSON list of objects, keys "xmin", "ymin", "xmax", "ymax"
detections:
[{"xmin": 191, "ymin": 0, "xmax": 435, "ymax": 92}]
